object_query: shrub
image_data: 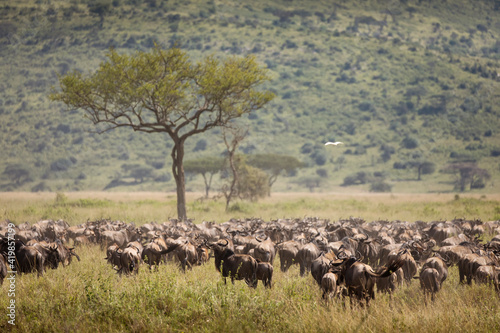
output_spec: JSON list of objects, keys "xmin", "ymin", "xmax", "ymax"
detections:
[
  {"xmin": 370, "ymin": 181, "xmax": 392, "ymax": 192},
  {"xmin": 50, "ymin": 158, "xmax": 73, "ymax": 171},
  {"xmin": 401, "ymin": 136, "xmax": 419, "ymax": 149}
]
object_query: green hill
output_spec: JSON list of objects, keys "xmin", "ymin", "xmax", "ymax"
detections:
[{"xmin": 1, "ymin": 0, "xmax": 499, "ymax": 194}]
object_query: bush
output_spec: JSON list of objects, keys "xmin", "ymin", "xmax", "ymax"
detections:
[
  {"xmin": 316, "ymin": 168, "xmax": 328, "ymax": 178},
  {"xmin": 342, "ymin": 172, "xmax": 369, "ymax": 186},
  {"xmin": 401, "ymin": 136, "xmax": 419, "ymax": 149},
  {"xmin": 370, "ymin": 181, "xmax": 392, "ymax": 192},
  {"xmin": 50, "ymin": 158, "xmax": 73, "ymax": 172}
]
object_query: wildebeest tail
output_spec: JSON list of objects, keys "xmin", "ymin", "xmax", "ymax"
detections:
[{"xmin": 378, "ymin": 258, "xmax": 405, "ymax": 278}]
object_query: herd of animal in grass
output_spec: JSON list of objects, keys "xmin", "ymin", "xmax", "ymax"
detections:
[{"xmin": 1, "ymin": 216, "xmax": 500, "ymax": 305}]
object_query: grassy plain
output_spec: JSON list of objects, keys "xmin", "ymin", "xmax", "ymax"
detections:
[
  {"xmin": 1, "ymin": 192, "xmax": 500, "ymax": 332},
  {"xmin": 1, "ymin": 191, "xmax": 499, "ymax": 226}
]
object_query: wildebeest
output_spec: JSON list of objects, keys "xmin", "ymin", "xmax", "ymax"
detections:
[
  {"xmin": 141, "ymin": 242, "xmax": 180, "ymax": 271},
  {"xmin": 297, "ymin": 242, "xmax": 321, "ymax": 276},
  {"xmin": 104, "ymin": 243, "xmax": 122, "ymax": 269},
  {"xmin": 11, "ymin": 240, "xmax": 46, "ymax": 277},
  {"xmin": 0, "ymin": 254, "xmax": 7, "ymax": 285},
  {"xmin": 475, "ymin": 264, "xmax": 500, "ymax": 291},
  {"xmin": 335, "ymin": 255, "xmax": 404, "ymax": 306},
  {"xmin": 209, "ymin": 239, "xmax": 258, "ymax": 288},
  {"xmin": 310, "ymin": 251, "xmax": 338, "ymax": 286},
  {"xmin": 458, "ymin": 252, "xmax": 493, "ymax": 285},
  {"xmin": 253, "ymin": 235, "xmax": 276, "ymax": 265},
  {"xmin": 387, "ymin": 248, "xmax": 417, "ymax": 284},
  {"xmin": 421, "ymin": 255, "xmax": 448, "ymax": 286},
  {"xmin": 174, "ymin": 240, "xmax": 199, "ymax": 272},
  {"xmin": 31, "ymin": 241, "xmax": 61, "ymax": 270},
  {"xmin": 375, "ymin": 268, "xmax": 404, "ymax": 294},
  {"xmin": 419, "ymin": 267, "xmax": 441, "ymax": 302},
  {"xmin": 100, "ymin": 226, "xmax": 141, "ymax": 249},
  {"xmin": 276, "ymin": 240, "xmax": 300, "ymax": 272},
  {"xmin": 117, "ymin": 246, "xmax": 141, "ymax": 276},
  {"xmin": 256, "ymin": 259, "xmax": 273, "ymax": 288},
  {"xmin": 321, "ymin": 271, "xmax": 340, "ymax": 303}
]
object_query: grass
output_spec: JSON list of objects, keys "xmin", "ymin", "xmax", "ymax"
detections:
[
  {"xmin": 1, "ymin": 243, "xmax": 500, "ymax": 332},
  {"xmin": 1, "ymin": 192, "xmax": 500, "ymax": 331},
  {"xmin": 2, "ymin": 191, "xmax": 500, "ymax": 225}
]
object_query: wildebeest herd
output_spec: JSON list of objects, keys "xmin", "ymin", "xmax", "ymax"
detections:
[{"xmin": 1, "ymin": 217, "xmax": 500, "ymax": 305}]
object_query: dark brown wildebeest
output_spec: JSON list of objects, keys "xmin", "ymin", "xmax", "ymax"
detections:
[
  {"xmin": 458, "ymin": 252, "xmax": 493, "ymax": 285},
  {"xmin": 253, "ymin": 235, "xmax": 276, "ymax": 265},
  {"xmin": 256, "ymin": 259, "xmax": 273, "ymax": 288},
  {"xmin": 310, "ymin": 251, "xmax": 338, "ymax": 286},
  {"xmin": 117, "ymin": 246, "xmax": 141, "ymax": 276},
  {"xmin": 0, "ymin": 254, "xmax": 7, "ymax": 285},
  {"xmin": 421, "ymin": 255, "xmax": 448, "ymax": 286},
  {"xmin": 174, "ymin": 240, "xmax": 199, "ymax": 272},
  {"xmin": 209, "ymin": 239, "xmax": 258, "ymax": 288},
  {"xmin": 375, "ymin": 268, "xmax": 404, "ymax": 294},
  {"xmin": 196, "ymin": 244, "xmax": 210, "ymax": 265},
  {"xmin": 276, "ymin": 240, "xmax": 300, "ymax": 272},
  {"xmin": 475, "ymin": 264, "xmax": 500, "ymax": 291},
  {"xmin": 387, "ymin": 248, "xmax": 417, "ymax": 285},
  {"xmin": 11, "ymin": 240, "xmax": 46, "ymax": 277},
  {"xmin": 104, "ymin": 243, "xmax": 122, "ymax": 269},
  {"xmin": 297, "ymin": 242, "xmax": 321, "ymax": 276},
  {"xmin": 141, "ymin": 242, "xmax": 180, "ymax": 271},
  {"xmin": 334, "ymin": 255, "xmax": 404, "ymax": 306},
  {"xmin": 321, "ymin": 271, "xmax": 340, "ymax": 303},
  {"xmin": 419, "ymin": 267, "xmax": 441, "ymax": 302},
  {"xmin": 31, "ymin": 241, "xmax": 61, "ymax": 270}
]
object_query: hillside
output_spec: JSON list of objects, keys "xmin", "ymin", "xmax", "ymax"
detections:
[{"xmin": 1, "ymin": 0, "xmax": 499, "ymax": 194}]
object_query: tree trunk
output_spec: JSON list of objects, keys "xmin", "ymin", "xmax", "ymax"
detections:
[{"xmin": 171, "ymin": 140, "xmax": 187, "ymax": 221}]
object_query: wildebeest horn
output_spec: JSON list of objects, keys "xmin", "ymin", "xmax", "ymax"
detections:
[
  {"xmin": 220, "ymin": 239, "xmax": 229, "ymax": 247},
  {"xmin": 337, "ymin": 250, "xmax": 347, "ymax": 259}
]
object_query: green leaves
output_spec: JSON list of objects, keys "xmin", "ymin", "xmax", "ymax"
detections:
[{"xmin": 51, "ymin": 45, "xmax": 274, "ymax": 136}]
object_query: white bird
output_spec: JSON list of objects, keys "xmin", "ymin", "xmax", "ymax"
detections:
[{"xmin": 324, "ymin": 141, "xmax": 343, "ymax": 146}]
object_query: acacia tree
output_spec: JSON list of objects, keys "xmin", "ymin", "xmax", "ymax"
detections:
[
  {"xmin": 184, "ymin": 156, "xmax": 225, "ymax": 197},
  {"xmin": 50, "ymin": 46, "xmax": 274, "ymax": 220},
  {"xmin": 443, "ymin": 162, "xmax": 490, "ymax": 192}
]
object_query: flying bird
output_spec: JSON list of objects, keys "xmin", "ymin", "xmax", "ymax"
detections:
[{"xmin": 324, "ymin": 141, "xmax": 343, "ymax": 146}]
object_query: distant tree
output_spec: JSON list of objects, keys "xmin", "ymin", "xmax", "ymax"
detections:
[
  {"xmin": 3, "ymin": 164, "xmax": 31, "ymax": 185},
  {"xmin": 295, "ymin": 176, "xmax": 322, "ymax": 192},
  {"xmin": 50, "ymin": 46, "xmax": 274, "ymax": 220},
  {"xmin": 236, "ymin": 162, "xmax": 269, "ymax": 202},
  {"xmin": 401, "ymin": 136, "xmax": 419, "ymax": 149},
  {"xmin": 369, "ymin": 181, "xmax": 392, "ymax": 192},
  {"xmin": 406, "ymin": 160, "xmax": 436, "ymax": 180},
  {"xmin": 88, "ymin": 0, "xmax": 112, "ymax": 28},
  {"xmin": 316, "ymin": 168, "xmax": 328, "ymax": 178},
  {"xmin": 246, "ymin": 154, "xmax": 304, "ymax": 195},
  {"xmin": 221, "ymin": 127, "xmax": 247, "ymax": 211},
  {"xmin": 442, "ymin": 162, "xmax": 491, "ymax": 192},
  {"xmin": 128, "ymin": 166, "xmax": 155, "ymax": 183},
  {"xmin": 184, "ymin": 157, "xmax": 224, "ymax": 197},
  {"xmin": 404, "ymin": 86, "xmax": 427, "ymax": 108},
  {"xmin": 334, "ymin": 156, "xmax": 346, "ymax": 171}
]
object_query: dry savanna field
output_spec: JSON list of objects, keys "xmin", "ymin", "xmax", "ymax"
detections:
[{"xmin": 1, "ymin": 191, "xmax": 500, "ymax": 332}]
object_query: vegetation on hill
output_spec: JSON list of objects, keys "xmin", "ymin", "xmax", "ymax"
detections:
[{"xmin": 1, "ymin": 0, "xmax": 499, "ymax": 195}]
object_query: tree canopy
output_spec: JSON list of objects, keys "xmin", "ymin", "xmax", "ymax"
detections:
[
  {"xmin": 184, "ymin": 156, "xmax": 225, "ymax": 197},
  {"xmin": 50, "ymin": 45, "xmax": 274, "ymax": 220},
  {"xmin": 246, "ymin": 154, "xmax": 304, "ymax": 194}
]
